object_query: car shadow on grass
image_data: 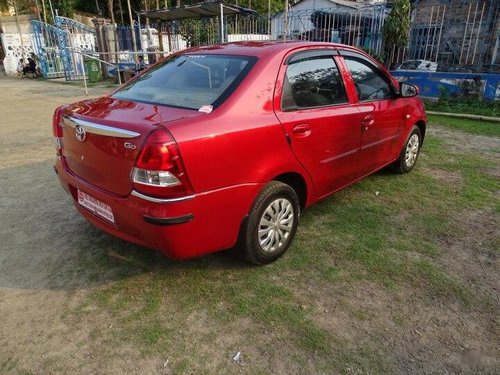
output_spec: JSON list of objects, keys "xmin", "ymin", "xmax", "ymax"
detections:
[
  {"xmin": 0, "ymin": 159, "xmax": 249, "ymax": 291},
  {"xmin": 0, "ymin": 157, "xmax": 425, "ymax": 292}
]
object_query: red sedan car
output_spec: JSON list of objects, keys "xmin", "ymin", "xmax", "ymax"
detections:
[{"xmin": 53, "ymin": 41, "xmax": 426, "ymax": 264}]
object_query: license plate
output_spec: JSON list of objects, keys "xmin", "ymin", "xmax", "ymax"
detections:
[{"xmin": 78, "ymin": 190, "xmax": 115, "ymax": 223}]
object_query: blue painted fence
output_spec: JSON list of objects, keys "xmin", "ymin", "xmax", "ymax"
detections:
[{"xmin": 390, "ymin": 71, "xmax": 500, "ymax": 101}]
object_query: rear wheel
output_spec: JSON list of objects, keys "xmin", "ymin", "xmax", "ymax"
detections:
[
  {"xmin": 237, "ymin": 181, "xmax": 300, "ymax": 265},
  {"xmin": 393, "ymin": 126, "xmax": 421, "ymax": 174}
]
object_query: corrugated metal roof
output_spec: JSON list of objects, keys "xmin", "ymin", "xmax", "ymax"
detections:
[{"xmin": 140, "ymin": 1, "xmax": 256, "ymax": 21}]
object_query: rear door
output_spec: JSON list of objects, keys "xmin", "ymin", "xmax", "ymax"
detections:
[
  {"xmin": 274, "ymin": 50, "xmax": 365, "ymax": 200},
  {"xmin": 339, "ymin": 52, "xmax": 407, "ymax": 177}
]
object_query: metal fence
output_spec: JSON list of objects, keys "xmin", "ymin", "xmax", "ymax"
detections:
[
  {"xmin": 271, "ymin": 5, "xmax": 387, "ymax": 55},
  {"xmin": 143, "ymin": 16, "xmax": 271, "ymax": 53},
  {"xmin": 24, "ymin": 0, "xmax": 500, "ymax": 81},
  {"xmin": 30, "ymin": 7, "xmax": 389, "ymax": 81},
  {"xmin": 408, "ymin": 0, "xmax": 500, "ymax": 72}
]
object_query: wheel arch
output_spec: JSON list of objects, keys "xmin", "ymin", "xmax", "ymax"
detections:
[
  {"xmin": 415, "ymin": 119, "xmax": 426, "ymax": 144},
  {"xmin": 271, "ymin": 172, "xmax": 308, "ymax": 209}
]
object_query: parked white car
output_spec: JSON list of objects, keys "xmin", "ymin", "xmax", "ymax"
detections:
[{"xmin": 398, "ymin": 60, "xmax": 438, "ymax": 72}]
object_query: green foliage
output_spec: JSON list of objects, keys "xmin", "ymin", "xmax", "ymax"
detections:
[
  {"xmin": 382, "ymin": 0, "xmax": 410, "ymax": 47},
  {"xmin": 54, "ymin": 0, "xmax": 75, "ymax": 17},
  {"xmin": 438, "ymin": 85, "xmax": 448, "ymax": 100},
  {"xmin": 179, "ymin": 19, "xmax": 212, "ymax": 47},
  {"xmin": 427, "ymin": 115, "xmax": 500, "ymax": 136},
  {"xmin": 361, "ymin": 48, "xmax": 385, "ymax": 64},
  {"xmin": 0, "ymin": 0, "xmax": 8, "ymax": 12},
  {"xmin": 248, "ymin": 0, "xmax": 285, "ymax": 15},
  {"xmin": 73, "ymin": 0, "xmax": 97, "ymax": 14},
  {"xmin": 2, "ymin": 0, "xmax": 38, "ymax": 15},
  {"xmin": 424, "ymin": 97, "xmax": 500, "ymax": 118},
  {"xmin": 6, "ymin": 0, "xmax": 285, "ymax": 25}
]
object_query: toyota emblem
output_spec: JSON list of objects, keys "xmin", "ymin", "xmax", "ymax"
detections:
[{"xmin": 75, "ymin": 125, "xmax": 86, "ymax": 142}]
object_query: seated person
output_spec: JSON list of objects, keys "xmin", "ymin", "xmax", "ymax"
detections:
[
  {"xmin": 17, "ymin": 58, "xmax": 26, "ymax": 76},
  {"xmin": 135, "ymin": 55, "xmax": 145, "ymax": 73},
  {"xmin": 30, "ymin": 52, "xmax": 41, "ymax": 75},
  {"xmin": 23, "ymin": 57, "xmax": 38, "ymax": 77}
]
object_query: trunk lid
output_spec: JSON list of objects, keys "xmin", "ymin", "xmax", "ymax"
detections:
[{"xmin": 60, "ymin": 96, "xmax": 201, "ymax": 196}]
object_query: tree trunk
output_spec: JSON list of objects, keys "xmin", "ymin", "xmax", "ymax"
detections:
[{"xmin": 108, "ymin": 0, "xmax": 119, "ymax": 65}]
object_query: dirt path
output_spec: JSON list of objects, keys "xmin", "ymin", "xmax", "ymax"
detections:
[{"xmin": 0, "ymin": 78, "xmax": 127, "ymax": 373}]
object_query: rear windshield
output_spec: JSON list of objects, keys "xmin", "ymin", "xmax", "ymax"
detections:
[{"xmin": 113, "ymin": 54, "xmax": 257, "ymax": 110}]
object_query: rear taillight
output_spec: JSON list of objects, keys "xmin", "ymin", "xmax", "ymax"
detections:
[
  {"xmin": 53, "ymin": 106, "xmax": 64, "ymax": 156},
  {"xmin": 132, "ymin": 128, "xmax": 193, "ymax": 198}
]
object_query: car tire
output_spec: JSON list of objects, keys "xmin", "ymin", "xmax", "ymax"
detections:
[
  {"xmin": 393, "ymin": 126, "xmax": 422, "ymax": 174},
  {"xmin": 237, "ymin": 181, "xmax": 300, "ymax": 265}
]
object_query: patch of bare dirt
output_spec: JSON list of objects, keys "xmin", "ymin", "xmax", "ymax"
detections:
[
  {"xmin": 421, "ymin": 167, "xmax": 464, "ymax": 186},
  {"xmin": 427, "ymin": 125, "xmax": 500, "ymax": 183},
  {"xmin": 436, "ymin": 208, "xmax": 499, "ymax": 304},
  {"xmin": 428, "ymin": 127, "xmax": 500, "ymax": 157},
  {"xmin": 293, "ymin": 278, "xmax": 499, "ymax": 374}
]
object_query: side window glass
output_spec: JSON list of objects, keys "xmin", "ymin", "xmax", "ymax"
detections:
[
  {"xmin": 344, "ymin": 57, "xmax": 393, "ymax": 101},
  {"xmin": 282, "ymin": 56, "xmax": 347, "ymax": 110}
]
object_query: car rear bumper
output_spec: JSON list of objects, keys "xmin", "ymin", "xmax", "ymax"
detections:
[{"xmin": 54, "ymin": 157, "xmax": 263, "ymax": 259}]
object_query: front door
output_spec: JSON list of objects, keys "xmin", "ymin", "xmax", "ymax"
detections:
[{"xmin": 340, "ymin": 53, "xmax": 406, "ymax": 177}]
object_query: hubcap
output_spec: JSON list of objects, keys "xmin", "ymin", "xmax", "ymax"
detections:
[
  {"xmin": 405, "ymin": 133, "xmax": 419, "ymax": 168},
  {"xmin": 258, "ymin": 198, "xmax": 294, "ymax": 253}
]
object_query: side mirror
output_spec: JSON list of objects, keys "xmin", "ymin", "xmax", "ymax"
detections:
[{"xmin": 400, "ymin": 82, "xmax": 419, "ymax": 97}]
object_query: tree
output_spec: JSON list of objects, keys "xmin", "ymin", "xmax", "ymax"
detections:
[
  {"xmin": 0, "ymin": 0, "xmax": 8, "ymax": 12},
  {"xmin": 1, "ymin": 0, "xmax": 39, "ymax": 15},
  {"xmin": 382, "ymin": 0, "xmax": 410, "ymax": 47},
  {"xmin": 382, "ymin": 0, "xmax": 410, "ymax": 66},
  {"xmin": 51, "ymin": 0, "xmax": 75, "ymax": 18}
]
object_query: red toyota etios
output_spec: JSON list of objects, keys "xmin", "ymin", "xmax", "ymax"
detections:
[{"xmin": 53, "ymin": 41, "xmax": 426, "ymax": 264}]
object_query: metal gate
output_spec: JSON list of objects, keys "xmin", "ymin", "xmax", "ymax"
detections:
[
  {"xmin": 31, "ymin": 20, "xmax": 65, "ymax": 78},
  {"xmin": 31, "ymin": 16, "xmax": 97, "ymax": 80}
]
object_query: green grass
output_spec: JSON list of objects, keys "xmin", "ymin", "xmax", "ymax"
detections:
[
  {"xmin": 427, "ymin": 114, "xmax": 500, "ymax": 136},
  {"xmin": 60, "ymin": 115, "xmax": 499, "ymax": 373},
  {"xmin": 423, "ymin": 98, "xmax": 500, "ymax": 117}
]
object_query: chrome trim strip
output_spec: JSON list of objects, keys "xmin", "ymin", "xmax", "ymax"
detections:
[
  {"xmin": 131, "ymin": 190, "xmax": 195, "ymax": 203},
  {"xmin": 62, "ymin": 116, "xmax": 141, "ymax": 138}
]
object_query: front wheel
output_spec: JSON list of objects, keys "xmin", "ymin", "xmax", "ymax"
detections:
[
  {"xmin": 237, "ymin": 181, "xmax": 300, "ymax": 265},
  {"xmin": 393, "ymin": 126, "xmax": 422, "ymax": 174}
]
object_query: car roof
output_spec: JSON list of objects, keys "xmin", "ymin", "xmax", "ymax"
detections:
[{"xmin": 181, "ymin": 41, "xmax": 355, "ymax": 58}]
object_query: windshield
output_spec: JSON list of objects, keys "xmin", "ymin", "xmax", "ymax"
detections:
[{"xmin": 113, "ymin": 54, "xmax": 257, "ymax": 110}]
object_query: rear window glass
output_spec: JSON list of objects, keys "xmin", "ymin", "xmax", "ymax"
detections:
[{"xmin": 113, "ymin": 54, "xmax": 257, "ymax": 110}]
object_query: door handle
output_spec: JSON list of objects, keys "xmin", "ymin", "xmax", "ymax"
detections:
[
  {"xmin": 292, "ymin": 124, "xmax": 311, "ymax": 138},
  {"xmin": 361, "ymin": 115, "xmax": 375, "ymax": 131}
]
